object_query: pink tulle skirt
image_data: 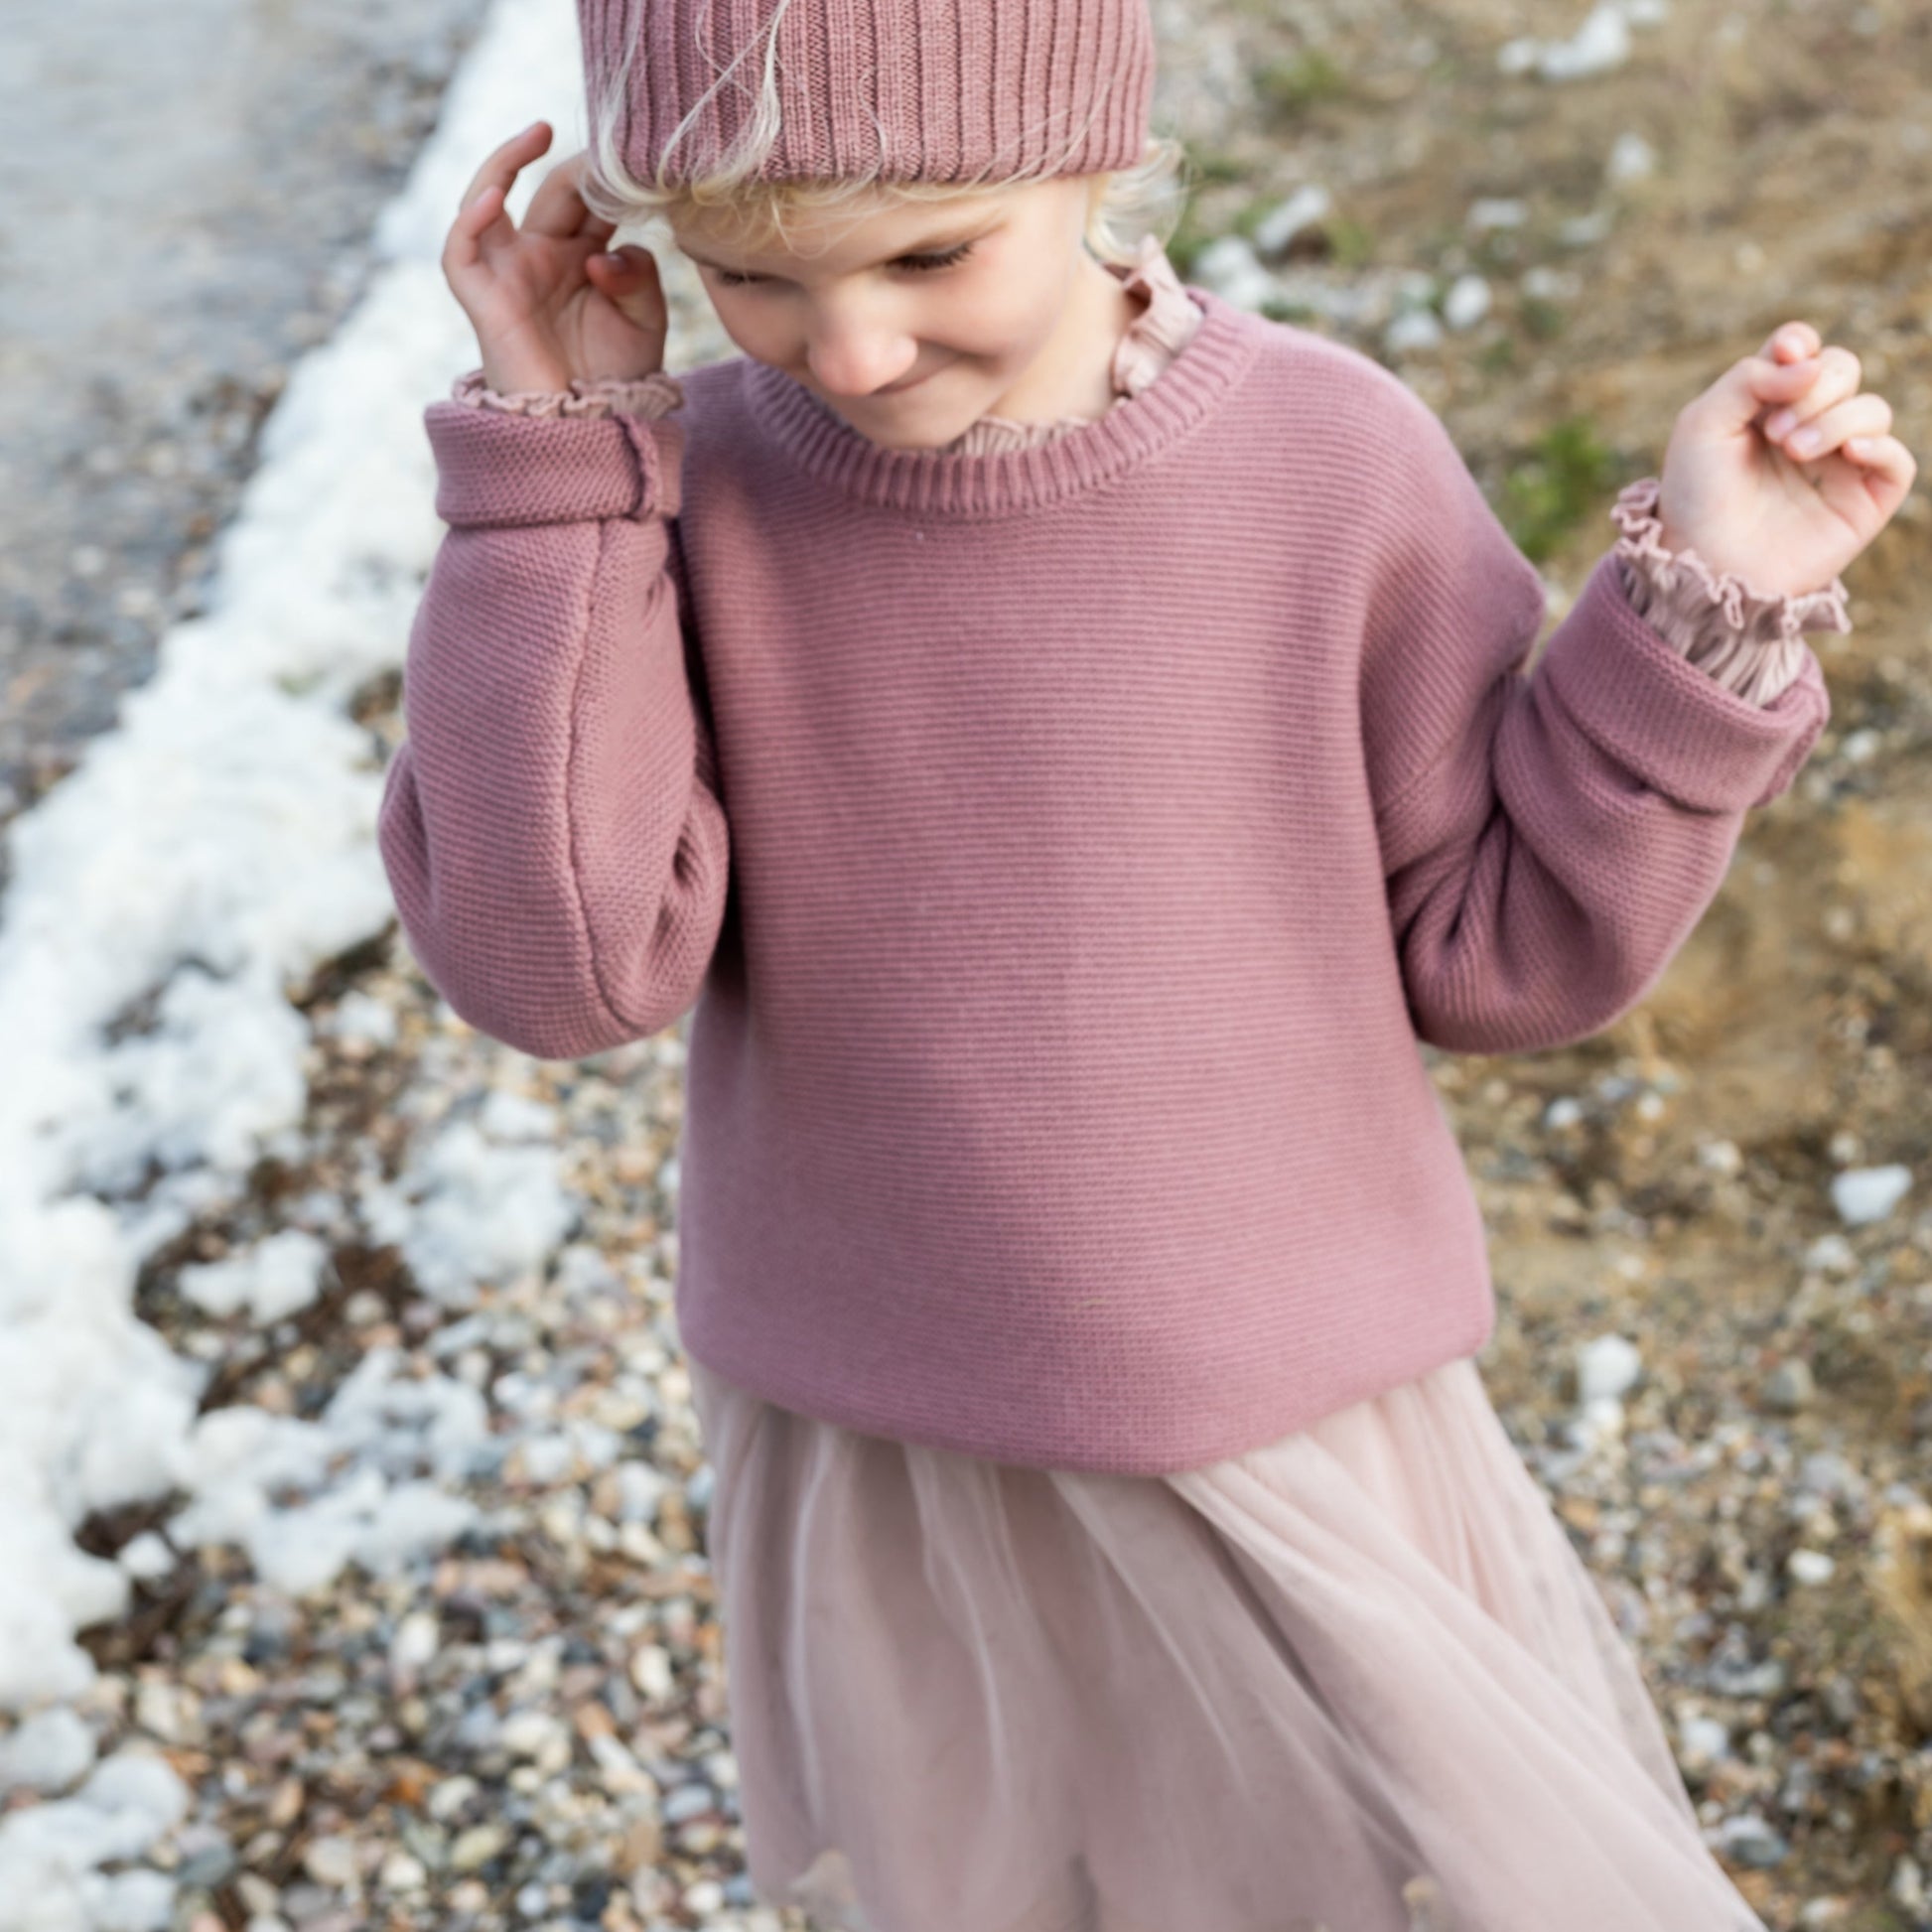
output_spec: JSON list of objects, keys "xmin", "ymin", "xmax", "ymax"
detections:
[{"xmin": 686, "ymin": 1350, "xmax": 1766, "ymax": 1932}]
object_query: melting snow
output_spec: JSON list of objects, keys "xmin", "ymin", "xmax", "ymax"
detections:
[{"xmin": 0, "ymin": 0, "xmax": 588, "ymax": 1917}]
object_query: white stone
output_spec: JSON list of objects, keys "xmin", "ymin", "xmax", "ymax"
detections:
[
  {"xmin": 1577, "ymin": 1333, "xmax": 1642, "ymax": 1403},
  {"xmin": 1189, "ymin": 235, "xmax": 1279, "ymax": 313},
  {"xmin": 1520, "ymin": 3, "xmax": 1633, "ymax": 82},
  {"xmin": 1466, "ymin": 198, "xmax": 1527, "ymax": 231},
  {"xmin": 1606, "ymin": 131, "xmax": 1656, "ymax": 183},
  {"xmin": 1678, "ymin": 1714, "xmax": 1732, "ymax": 1766},
  {"xmin": 1250, "ymin": 185, "xmax": 1333, "ymax": 257},
  {"xmin": 1803, "ymin": 1232, "xmax": 1858, "ymax": 1276},
  {"xmin": 629, "ymin": 1643, "xmax": 674, "ymax": 1703},
  {"xmin": 1557, "ymin": 208, "xmax": 1615, "ymax": 247},
  {"xmin": 390, "ymin": 1609, "xmax": 439, "ymax": 1673},
  {"xmin": 303, "ymin": 1834, "xmax": 359, "ymax": 1886},
  {"xmin": 1522, "ymin": 266, "xmax": 1581, "ymax": 301},
  {"xmin": 1832, "ymin": 1165, "xmax": 1911, "ymax": 1225},
  {"xmin": 1442, "ymin": 275, "xmax": 1491, "ymax": 331},
  {"xmin": 1697, "ymin": 1139, "xmax": 1742, "ymax": 1174},
  {"xmin": 1384, "ymin": 310, "xmax": 1444, "ymax": 354}
]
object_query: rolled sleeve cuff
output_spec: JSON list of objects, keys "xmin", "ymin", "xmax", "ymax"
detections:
[
  {"xmin": 425, "ymin": 392, "xmax": 683, "ymax": 528},
  {"xmin": 1541, "ymin": 550, "xmax": 1832, "ymax": 812}
]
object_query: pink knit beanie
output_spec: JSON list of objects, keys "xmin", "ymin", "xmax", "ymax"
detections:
[{"xmin": 580, "ymin": 0, "xmax": 1156, "ymax": 185}]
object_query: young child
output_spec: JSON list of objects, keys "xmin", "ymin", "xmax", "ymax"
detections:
[{"xmin": 378, "ymin": 2, "xmax": 1915, "ymax": 1927}]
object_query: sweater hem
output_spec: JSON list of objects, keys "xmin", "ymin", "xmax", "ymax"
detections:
[{"xmin": 674, "ymin": 1278, "xmax": 1498, "ymax": 1478}]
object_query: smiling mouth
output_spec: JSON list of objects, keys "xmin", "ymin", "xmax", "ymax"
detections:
[{"xmin": 876, "ymin": 364, "xmax": 941, "ymax": 396}]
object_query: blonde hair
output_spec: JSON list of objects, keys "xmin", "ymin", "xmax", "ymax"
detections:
[{"xmin": 579, "ymin": 0, "xmax": 1186, "ymax": 263}]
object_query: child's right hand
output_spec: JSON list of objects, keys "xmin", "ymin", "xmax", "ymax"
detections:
[{"xmin": 446, "ymin": 121, "xmax": 670, "ymax": 396}]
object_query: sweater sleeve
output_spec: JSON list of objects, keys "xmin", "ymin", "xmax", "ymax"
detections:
[
  {"xmin": 1358, "ymin": 384, "xmax": 1831, "ymax": 1058},
  {"xmin": 375, "ymin": 379, "xmax": 731, "ymax": 1060}
]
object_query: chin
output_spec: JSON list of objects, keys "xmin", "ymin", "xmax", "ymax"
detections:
[
  {"xmin": 861, "ymin": 421, "xmax": 966, "ymax": 452},
  {"xmin": 832, "ymin": 399, "xmax": 980, "ymax": 454},
  {"xmin": 821, "ymin": 366, "xmax": 1002, "ymax": 451}
]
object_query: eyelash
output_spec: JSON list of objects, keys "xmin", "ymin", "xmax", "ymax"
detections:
[{"xmin": 709, "ymin": 240, "xmax": 977, "ymax": 288}]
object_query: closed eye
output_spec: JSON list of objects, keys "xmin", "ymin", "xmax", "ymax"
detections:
[{"xmin": 708, "ymin": 240, "xmax": 978, "ymax": 288}]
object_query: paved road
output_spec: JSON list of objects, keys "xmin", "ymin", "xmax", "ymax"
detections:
[{"xmin": 0, "ymin": 0, "xmax": 490, "ymax": 882}]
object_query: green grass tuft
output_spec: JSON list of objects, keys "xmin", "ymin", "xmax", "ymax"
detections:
[
  {"xmin": 1253, "ymin": 49, "xmax": 1350, "ymax": 121},
  {"xmin": 1499, "ymin": 416, "xmax": 1616, "ymax": 564}
]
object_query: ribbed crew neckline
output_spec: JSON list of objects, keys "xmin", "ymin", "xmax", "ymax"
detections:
[{"xmin": 741, "ymin": 285, "xmax": 1261, "ymax": 518}]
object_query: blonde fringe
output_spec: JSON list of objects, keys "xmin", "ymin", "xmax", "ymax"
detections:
[{"xmin": 578, "ymin": 2, "xmax": 1186, "ymax": 265}]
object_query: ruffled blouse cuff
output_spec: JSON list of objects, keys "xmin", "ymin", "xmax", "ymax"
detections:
[
  {"xmin": 449, "ymin": 365, "xmax": 686, "ymax": 419},
  {"xmin": 1609, "ymin": 477, "xmax": 1851, "ymax": 708}
]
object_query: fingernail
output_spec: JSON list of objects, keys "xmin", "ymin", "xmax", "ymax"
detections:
[
  {"xmin": 1788, "ymin": 427, "xmax": 1821, "ymax": 456},
  {"xmin": 1764, "ymin": 409, "xmax": 1797, "ymax": 438}
]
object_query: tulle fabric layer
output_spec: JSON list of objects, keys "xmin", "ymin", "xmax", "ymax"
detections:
[{"xmin": 686, "ymin": 1350, "xmax": 1766, "ymax": 1932}]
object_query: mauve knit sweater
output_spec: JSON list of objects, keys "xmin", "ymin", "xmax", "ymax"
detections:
[{"xmin": 378, "ymin": 281, "xmax": 1836, "ymax": 1474}]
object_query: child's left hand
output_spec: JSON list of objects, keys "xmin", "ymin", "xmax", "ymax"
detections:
[{"xmin": 1652, "ymin": 321, "xmax": 1916, "ymax": 599}]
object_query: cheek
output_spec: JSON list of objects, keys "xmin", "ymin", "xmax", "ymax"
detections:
[
  {"xmin": 941, "ymin": 283, "xmax": 1053, "ymax": 362},
  {"xmin": 708, "ymin": 294, "xmax": 787, "ymax": 361}
]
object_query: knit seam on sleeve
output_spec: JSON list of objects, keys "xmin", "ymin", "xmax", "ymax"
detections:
[
  {"xmin": 560, "ymin": 518, "xmax": 648, "ymax": 1047},
  {"xmin": 1364, "ymin": 567, "xmax": 1544, "ymax": 837}
]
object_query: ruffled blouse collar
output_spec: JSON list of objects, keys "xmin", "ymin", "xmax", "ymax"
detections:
[{"xmin": 938, "ymin": 233, "xmax": 1205, "ymax": 457}]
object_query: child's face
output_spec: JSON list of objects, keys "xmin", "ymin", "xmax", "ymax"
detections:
[{"xmin": 670, "ymin": 176, "xmax": 1114, "ymax": 451}]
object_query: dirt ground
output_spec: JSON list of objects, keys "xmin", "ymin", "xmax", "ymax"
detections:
[{"xmin": 1157, "ymin": 0, "xmax": 1930, "ymax": 1921}]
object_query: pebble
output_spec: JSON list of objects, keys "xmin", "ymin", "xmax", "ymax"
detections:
[
  {"xmin": 1385, "ymin": 310, "xmax": 1445, "ymax": 354},
  {"xmin": 1188, "ymin": 234, "xmax": 1280, "ymax": 312},
  {"xmin": 1440, "ymin": 274, "xmax": 1491, "ymax": 332},
  {"xmin": 1249, "ymin": 185, "xmax": 1332, "ymax": 257},
  {"xmin": 1831, "ymin": 1164, "xmax": 1912, "ymax": 1225},
  {"xmin": 1576, "ymin": 1334, "xmax": 1642, "ymax": 1404},
  {"xmin": 450, "ymin": 1822, "xmax": 511, "ymax": 1871},
  {"xmin": 1605, "ymin": 131, "xmax": 1656, "ymax": 184}
]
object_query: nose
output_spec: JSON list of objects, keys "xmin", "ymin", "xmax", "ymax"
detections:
[{"xmin": 802, "ymin": 303, "xmax": 921, "ymax": 398}]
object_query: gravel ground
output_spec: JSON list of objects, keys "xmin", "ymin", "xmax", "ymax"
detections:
[{"xmin": 5, "ymin": 0, "xmax": 1931, "ymax": 1928}]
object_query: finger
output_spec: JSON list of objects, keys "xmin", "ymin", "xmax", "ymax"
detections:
[
  {"xmin": 1773, "ymin": 392, "xmax": 1894, "ymax": 464},
  {"xmin": 588, "ymin": 243, "xmax": 660, "ymax": 298},
  {"xmin": 1816, "ymin": 433, "xmax": 1917, "ymax": 529},
  {"xmin": 447, "ymin": 124, "xmax": 553, "ymax": 272},
  {"xmin": 1760, "ymin": 320, "xmax": 1822, "ymax": 364},
  {"xmin": 1758, "ymin": 345, "xmax": 1863, "ymax": 435},
  {"xmin": 445, "ymin": 182, "xmax": 513, "ymax": 275},
  {"xmin": 522, "ymin": 150, "xmax": 599, "ymax": 240},
  {"xmin": 455, "ymin": 120, "xmax": 551, "ymax": 220},
  {"xmin": 1703, "ymin": 347, "xmax": 1824, "ymax": 434},
  {"xmin": 1839, "ymin": 434, "xmax": 1916, "ymax": 498},
  {"xmin": 1731, "ymin": 349, "xmax": 1856, "ymax": 442}
]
